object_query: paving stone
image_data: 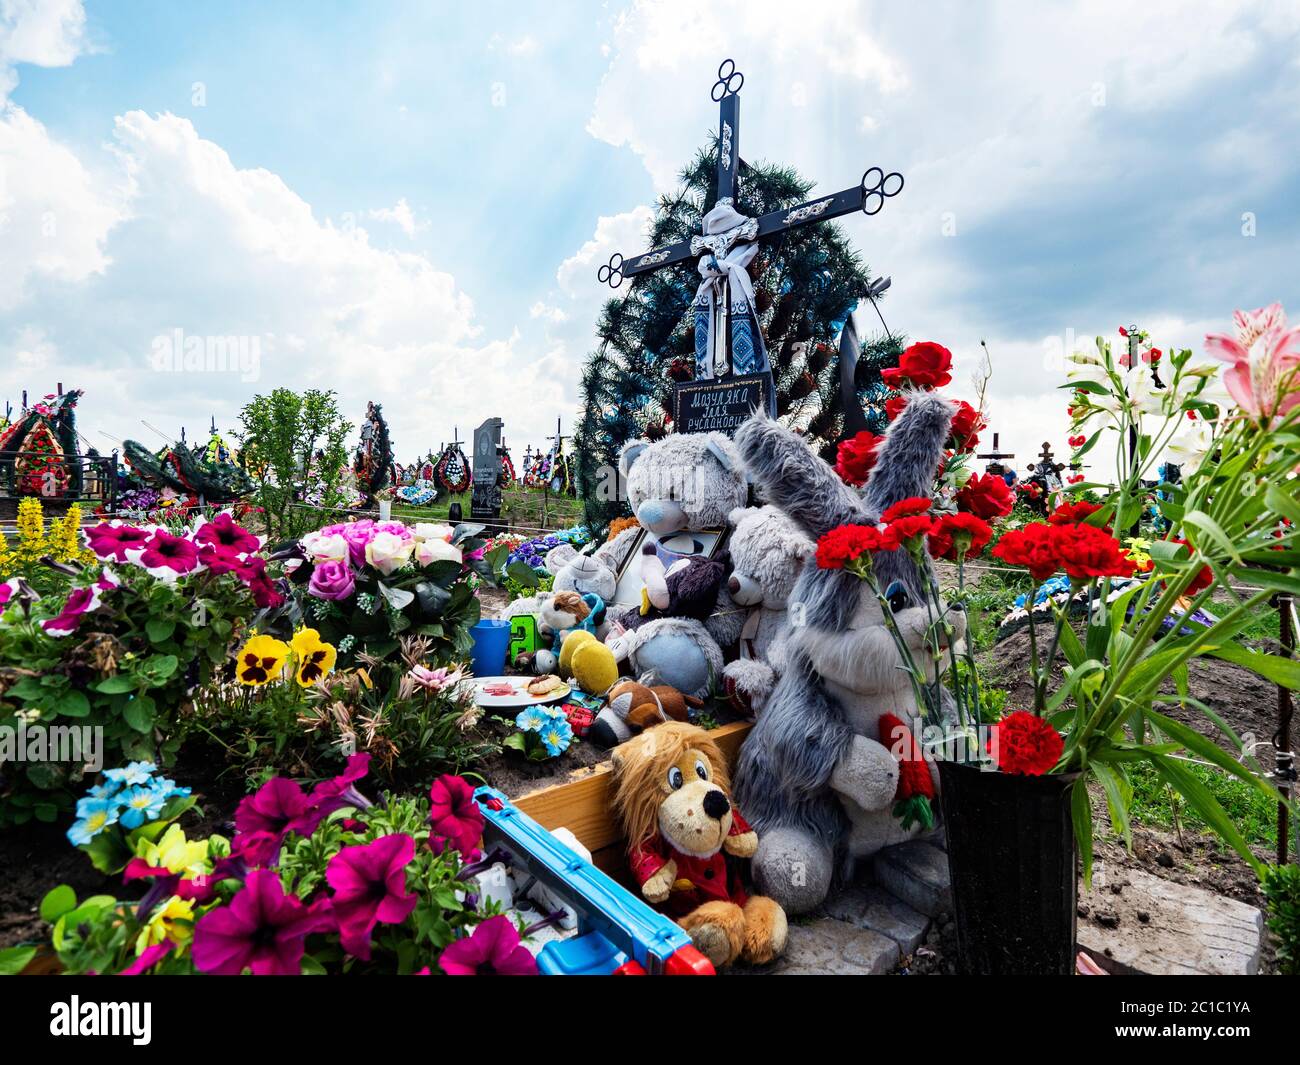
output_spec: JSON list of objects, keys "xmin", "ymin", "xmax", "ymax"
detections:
[
  {"xmin": 745, "ymin": 917, "xmax": 899, "ymax": 975},
  {"xmin": 824, "ymin": 884, "xmax": 931, "ymax": 954},
  {"xmin": 872, "ymin": 841, "xmax": 952, "ymax": 917},
  {"xmin": 1077, "ymin": 863, "xmax": 1265, "ymax": 976}
]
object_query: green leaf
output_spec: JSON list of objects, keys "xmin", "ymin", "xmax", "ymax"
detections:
[
  {"xmin": 123, "ymin": 695, "xmax": 156, "ymax": 733},
  {"xmin": 145, "ymin": 618, "xmax": 176, "ymax": 644},
  {"xmin": 1071, "ymin": 777, "xmax": 1094, "ymax": 887},
  {"xmin": 505, "ymin": 561, "xmax": 539, "ymax": 590},
  {"xmin": 1146, "ymin": 752, "xmax": 1265, "ymax": 877},
  {"xmin": 1181, "ymin": 509, "xmax": 1242, "ymax": 566},
  {"xmin": 1265, "ymin": 483, "xmax": 1300, "ymax": 526},
  {"xmin": 52, "ymin": 689, "xmax": 90, "ymax": 718},
  {"xmin": 0, "ymin": 945, "xmax": 38, "ymax": 975},
  {"xmin": 1204, "ymin": 643, "xmax": 1300, "ymax": 690},
  {"xmin": 1145, "ymin": 707, "xmax": 1283, "ymax": 804},
  {"xmin": 1090, "ymin": 760, "xmax": 1132, "ymax": 849},
  {"xmin": 95, "ymin": 675, "xmax": 136, "ymax": 694},
  {"xmin": 39, "ymin": 885, "xmax": 76, "ymax": 923}
]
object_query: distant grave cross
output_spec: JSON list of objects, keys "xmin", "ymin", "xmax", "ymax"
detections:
[
  {"xmin": 977, "ymin": 432, "xmax": 1015, "ymax": 475},
  {"xmin": 546, "ymin": 418, "xmax": 566, "ymax": 456}
]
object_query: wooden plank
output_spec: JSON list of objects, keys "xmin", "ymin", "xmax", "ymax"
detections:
[{"xmin": 515, "ymin": 721, "xmax": 751, "ymax": 856}]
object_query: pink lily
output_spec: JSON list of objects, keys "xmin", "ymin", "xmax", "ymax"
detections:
[{"xmin": 1205, "ymin": 303, "xmax": 1300, "ymax": 421}]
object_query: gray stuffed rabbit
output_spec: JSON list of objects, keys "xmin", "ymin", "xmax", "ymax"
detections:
[{"xmin": 731, "ymin": 392, "xmax": 967, "ymax": 914}]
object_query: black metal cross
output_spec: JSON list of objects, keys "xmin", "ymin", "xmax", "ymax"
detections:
[
  {"xmin": 976, "ymin": 432, "xmax": 1016, "ymax": 475},
  {"xmin": 546, "ymin": 418, "xmax": 566, "ymax": 455},
  {"xmin": 597, "ymin": 59, "xmax": 904, "ymax": 289}
]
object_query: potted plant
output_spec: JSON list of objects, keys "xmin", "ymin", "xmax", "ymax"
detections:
[{"xmin": 817, "ymin": 305, "xmax": 1299, "ymax": 973}]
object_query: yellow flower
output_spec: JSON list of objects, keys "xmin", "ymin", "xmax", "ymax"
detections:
[
  {"xmin": 291, "ymin": 627, "xmax": 337, "ymax": 687},
  {"xmin": 135, "ymin": 823, "xmax": 209, "ymax": 878},
  {"xmin": 235, "ymin": 634, "xmax": 290, "ymax": 686},
  {"xmin": 355, "ymin": 667, "xmax": 374, "ymax": 691},
  {"xmin": 1124, "ymin": 536, "xmax": 1153, "ymax": 570},
  {"xmin": 135, "ymin": 895, "xmax": 195, "ymax": 955}
]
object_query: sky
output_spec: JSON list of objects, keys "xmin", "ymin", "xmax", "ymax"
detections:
[{"xmin": 2, "ymin": 0, "xmax": 1299, "ymax": 478}]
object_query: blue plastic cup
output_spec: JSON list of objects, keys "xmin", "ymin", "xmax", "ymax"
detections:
[{"xmin": 470, "ymin": 618, "xmax": 512, "ymax": 677}]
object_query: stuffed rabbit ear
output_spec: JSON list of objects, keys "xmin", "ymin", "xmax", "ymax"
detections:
[
  {"xmin": 735, "ymin": 411, "xmax": 871, "ymax": 541},
  {"xmin": 863, "ymin": 391, "xmax": 954, "ymax": 517}
]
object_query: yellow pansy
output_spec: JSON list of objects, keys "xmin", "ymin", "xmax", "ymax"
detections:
[
  {"xmin": 291, "ymin": 627, "xmax": 337, "ymax": 687},
  {"xmin": 135, "ymin": 823, "xmax": 209, "ymax": 879},
  {"xmin": 135, "ymin": 895, "xmax": 195, "ymax": 955},
  {"xmin": 235, "ymin": 634, "xmax": 290, "ymax": 686}
]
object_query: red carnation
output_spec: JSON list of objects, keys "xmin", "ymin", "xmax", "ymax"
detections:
[
  {"xmin": 1168, "ymin": 538, "xmax": 1213, "ymax": 593},
  {"xmin": 881, "ymin": 342, "xmax": 954, "ymax": 390},
  {"xmin": 880, "ymin": 496, "xmax": 933, "ymax": 523},
  {"xmin": 886, "ymin": 514, "xmax": 935, "ymax": 551},
  {"xmin": 1048, "ymin": 501, "xmax": 1102, "ymax": 526},
  {"xmin": 987, "ymin": 710, "xmax": 1064, "ymax": 776},
  {"xmin": 948, "ymin": 400, "xmax": 985, "ymax": 452},
  {"xmin": 1051, "ymin": 524, "xmax": 1137, "ymax": 581},
  {"xmin": 835, "ymin": 431, "xmax": 884, "ymax": 487},
  {"xmin": 957, "ymin": 472, "xmax": 1014, "ymax": 519},
  {"xmin": 816, "ymin": 524, "xmax": 896, "ymax": 571},
  {"xmin": 928, "ymin": 512, "xmax": 993, "ymax": 561},
  {"xmin": 885, "ymin": 395, "xmax": 908, "ymax": 422},
  {"xmin": 1067, "ymin": 434, "xmax": 1086, "ymax": 448},
  {"xmin": 991, "ymin": 524, "xmax": 1060, "ymax": 582}
]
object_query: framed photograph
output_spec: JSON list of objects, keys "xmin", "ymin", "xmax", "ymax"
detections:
[{"xmin": 610, "ymin": 526, "xmax": 726, "ymax": 608}]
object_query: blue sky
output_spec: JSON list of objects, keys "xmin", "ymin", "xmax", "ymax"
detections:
[{"xmin": 2, "ymin": 0, "xmax": 1299, "ymax": 472}]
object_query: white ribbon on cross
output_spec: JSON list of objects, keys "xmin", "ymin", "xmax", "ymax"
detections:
[{"xmin": 692, "ymin": 202, "xmax": 764, "ymax": 378}]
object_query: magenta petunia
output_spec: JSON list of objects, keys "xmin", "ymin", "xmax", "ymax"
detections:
[
  {"xmin": 194, "ymin": 512, "xmax": 261, "ymax": 555},
  {"xmin": 85, "ymin": 522, "xmax": 152, "ymax": 562},
  {"xmin": 235, "ymin": 777, "xmax": 328, "ymax": 839},
  {"xmin": 191, "ymin": 869, "xmax": 334, "ymax": 975},
  {"xmin": 428, "ymin": 774, "xmax": 484, "ymax": 858},
  {"xmin": 137, "ymin": 530, "xmax": 202, "ymax": 577},
  {"xmin": 198, "ymin": 543, "xmax": 246, "ymax": 575},
  {"xmin": 438, "ymin": 915, "xmax": 537, "ymax": 976},
  {"xmin": 236, "ymin": 555, "xmax": 284, "ymax": 609},
  {"xmin": 309, "ymin": 752, "xmax": 372, "ymax": 810},
  {"xmin": 119, "ymin": 940, "xmax": 175, "ymax": 976},
  {"xmin": 326, "ymin": 833, "xmax": 418, "ymax": 960},
  {"xmin": 41, "ymin": 584, "xmax": 105, "ymax": 637}
]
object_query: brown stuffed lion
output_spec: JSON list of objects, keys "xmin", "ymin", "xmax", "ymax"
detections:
[{"xmin": 611, "ymin": 721, "xmax": 788, "ymax": 969}]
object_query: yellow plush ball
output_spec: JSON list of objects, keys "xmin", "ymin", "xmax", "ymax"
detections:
[
  {"xmin": 558, "ymin": 629, "xmax": 597, "ymax": 678},
  {"xmin": 569, "ymin": 640, "xmax": 618, "ymax": 697}
]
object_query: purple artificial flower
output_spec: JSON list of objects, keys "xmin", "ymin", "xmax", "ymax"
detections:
[
  {"xmin": 438, "ymin": 915, "xmax": 537, "ymax": 976},
  {"xmin": 194, "ymin": 512, "xmax": 261, "ymax": 555},
  {"xmin": 308, "ymin": 558, "xmax": 356, "ymax": 601},
  {"xmin": 118, "ymin": 940, "xmax": 175, "ymax": 975},
  {"xmin": 428, "ymin": 774, "xmax": 484, "ymax": 858},
  {"xmin": 85, "ymin": 522, "xmax": 151, "ymax": 562},
  {"xmin": 234, "ymin": 777, "xmax": 329, "ymax": 839},
  {"xmin": 137, "ymin": 530, "xmax": 201, "ymax": 577},
  {"xmin": 326, "ymin": 833, "xmax": 418, "ymax": 960},
  {"xmin": 338, "ymin": 520, "xmax": 376, "ymax": 567},
  {"xmin": 191, "ymin": 869, "xmax": 334, "ymax": 975}
]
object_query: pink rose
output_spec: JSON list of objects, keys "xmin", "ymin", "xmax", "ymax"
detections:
[{"xmin": 308, "ymin": 559, "xmax": 356, "ymax": 601}]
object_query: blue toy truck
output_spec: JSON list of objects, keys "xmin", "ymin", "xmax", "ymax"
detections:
[{"xmin": 473, "ymin": 786, "xmax": 713, "ymax": 975}]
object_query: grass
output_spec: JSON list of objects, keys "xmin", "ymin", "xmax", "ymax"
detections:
[
  {"xmin": 1126, "ymin": 759, "xmax": 1279, "ymax": 851},
  {"xmin": 296, "ymin": 486, "xmax": 585, "ymax": 536}
]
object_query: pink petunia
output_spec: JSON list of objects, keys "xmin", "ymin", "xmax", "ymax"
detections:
[
  {"xmin": 85, "ymin": 522, "xmax": 152, "ymax": 562},
  {"xmin": 42, "ymin": 584, "xmax": 105, "ymax": 638},
  {"xmin": 326, "ymin": 833, "xmax": 418, "ymax": 960},
  {"xmin": 191, "ymin": 869, "xmax": 334, "ymax": 975},
  {"xmin": 194, "ymin": 512, "xmax": 261, "ymax": 555},
  {"xmin": 428, "ymin": 775, "xmax": 484, "ymax": 858},
  {"xmin": 438, "ymin": 915, "xmax": 537, "ymax": 976},
  {"xmin": 136, "ymin": 530, "xmax": 202, "ymax": 578}
]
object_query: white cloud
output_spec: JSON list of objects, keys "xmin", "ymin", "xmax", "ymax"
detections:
[{"xmin": 367, "ymin": 197, "xmax": 422, "ymax": 238}]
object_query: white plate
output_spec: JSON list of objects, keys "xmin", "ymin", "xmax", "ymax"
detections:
[{"xmin": 470, "ymin": 675, "xmax": 571, "ymax": 709}]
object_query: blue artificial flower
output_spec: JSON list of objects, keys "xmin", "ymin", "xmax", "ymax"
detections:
[
  {"xmin": 103, "ymin": 761, "xmax": 157, "ymax": 788},
  {"xmin": 515, "ymin": 706, "xmax": 547, "ymax": 732},
  {"xmin": 117, "ymin": 783, "xmax": 168, "ymax": 829},
  {"xmin": 151, "ymin": 777, "xmax": 191, "ymax": 800},
  {"xmin": 86, "ymin": 780, "xmax": 121, "ymax": 800},
  {"xmin": 539, "ymin": 703, "xmax": 568, "ymax": 721},
  {"xmin": 539, "ymin": 717, "xmax": 574, "ymax": 758},
  {"xmin": 67, "ymin": 796, "xmax": 120, "ymax": 846}
]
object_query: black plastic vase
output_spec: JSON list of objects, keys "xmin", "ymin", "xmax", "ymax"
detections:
[{"xmin": 937, "ymin": 761, "xmax": 1079, "ymax": 975}]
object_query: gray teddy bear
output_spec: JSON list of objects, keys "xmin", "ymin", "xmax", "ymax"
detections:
[{"xmin": 731, "ymin": 392, "xmax": 967, "ymax": 914}]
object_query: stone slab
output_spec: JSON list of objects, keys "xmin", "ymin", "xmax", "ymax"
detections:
[
  {"xmin": 872, "ymin": 841, "xmax": 952, "ymax": 918},
  {"xmin": 1077, "ymin": 862, "xmax": 1265, "ymax": 976},
  {"xmin": 825, "ymin": 884, "xmax": 931, "ymax": 955},
  {"xmin": 740, "ymin": 917, "xmax": 899, "ymax": 975}
]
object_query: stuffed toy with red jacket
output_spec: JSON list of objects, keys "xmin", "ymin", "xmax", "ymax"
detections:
[{"xmin": 610, "ymin": 721, "xmax": 787, "ymax": 969}]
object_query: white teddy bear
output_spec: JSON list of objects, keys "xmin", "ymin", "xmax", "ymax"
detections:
[{"xmin": 720, "ymin": 505, "xmax": 814, "ymax": 714}]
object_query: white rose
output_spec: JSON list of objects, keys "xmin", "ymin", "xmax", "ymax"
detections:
[
  {"xmin": 365, "ymin": 531, "xmax": 416, "ymax": 575},
  {"xmin": 414, "ymin": 538, "xmax": 463, "ymax": 566},
  {"xmin": 301, "ymin": 531, "xmax": 349, "ymax": 562},
  {"xmin": 412, "ymin": 522, "xmax": 455, "ymax": 543}
]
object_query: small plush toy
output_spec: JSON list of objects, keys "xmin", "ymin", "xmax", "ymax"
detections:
[
  {"xmin": 587, "ymin": 677, "xmax": 704, "ymax": 748},
  {"xmin": 611, "ymin": 722, "xmax": 787, "ymax": 969},
  {"xmin": 555, "ymin": 629, "xmax": 619, "ymax": 697},
  {"xmin": 532, "ymin": 590, "xmax": 607, "ymax": 674}
]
